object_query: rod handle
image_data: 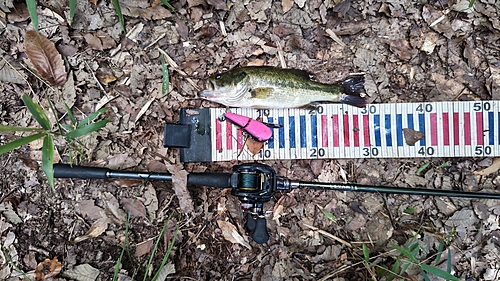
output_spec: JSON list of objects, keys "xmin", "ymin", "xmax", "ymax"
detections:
[
  {"xmin": 53, "ymin": 164, "xmax": 110, "ymax": 179},
  {"xmin": 187, "ymin": 173, "xmax": 232, "ymax": 188}
]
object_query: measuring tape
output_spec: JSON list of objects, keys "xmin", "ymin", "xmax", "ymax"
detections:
[{"xmin": 164, "ymin": 101, "xmax": 499, "ymax": 162}]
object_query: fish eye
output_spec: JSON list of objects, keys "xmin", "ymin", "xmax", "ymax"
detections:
[{"xmin": 215, "ymin": 74, "xmax": 221, "ymax": 80}]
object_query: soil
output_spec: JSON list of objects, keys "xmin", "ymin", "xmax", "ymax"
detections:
[{"xmin": 1, "ymin": 0, "xmax": 500, "ymax": 280}]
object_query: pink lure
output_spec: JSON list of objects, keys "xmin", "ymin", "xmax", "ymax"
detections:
[{"xmin": 224, "ymin": 112, "xmax": 272, "ymax": 142}]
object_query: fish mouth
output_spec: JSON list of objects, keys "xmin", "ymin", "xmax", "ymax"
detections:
[{"xmin": 199, "ymin": 80, "xmax": 217, "ymax": 98}]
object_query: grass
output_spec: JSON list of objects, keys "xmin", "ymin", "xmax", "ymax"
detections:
[
  {"xmin": 0, "ymin": 94, "xmax": 109, "ymax": 188},
  {"xmin": 360, "ymin": 233, "xmax": 460, "ymax": 281},
  {"xmin": 113, "ymin": 191, "xmax": 180, "ymax": 281}
]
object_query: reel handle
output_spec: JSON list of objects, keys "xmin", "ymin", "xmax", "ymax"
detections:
[{"xmin": 245, "ymin": 213, "xmax": 269, "ymax": 244}]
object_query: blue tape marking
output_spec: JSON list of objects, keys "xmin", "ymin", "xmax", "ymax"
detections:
[
  {"xmin": 418, "ymin": 113, "xmax": 426, "ymax": 146},
  {"xmin": 489, "ymin": 112, "xmax": 494, "ymax": 145},
  {"xmin": 498, "ymin": 112, "xmax": 500, "ymax": 145},
  {"xmin": 385, "ymin": 114, "xmax": 392, "ymax": 147},
  {"xmin": 374, "ymin": 115, "xmax": 381, "ymax": 146},
  {"xmin": 407, "ymin": 113, "xmax": 414, "ymax": 130},
  {"xmin": 267, "ymin": 117, "xmax": 274, "ymax": 149},
  {"xmin": 311, "ymin": 115, "xmax": 317, "ymax": 148},
  {"xmin": 300, "ymin": 115, "xmax": 306, "ymax": 148},
  {"xmin": 278, "ymin": 117, "xmax": 285, "ymax": 148},
  {"xmin": 289, "ymin": 116, "xmax": 296, "ymax": 149},
  {"xmin": 396, "ymin": 114, "xmax": 403, "ymax": 146}
]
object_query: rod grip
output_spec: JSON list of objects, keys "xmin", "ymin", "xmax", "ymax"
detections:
[
  {"xmin": 53, "ymin": 164, "xmax": 110, "ymax": 179},
  {"xmin": 187, "ymin": 173, "xmax": 232, "ymax": 188}
]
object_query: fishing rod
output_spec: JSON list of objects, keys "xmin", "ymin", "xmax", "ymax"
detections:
[{"xmin": 54, "ymin": 163, "xmax": 500, "ymax": 244}]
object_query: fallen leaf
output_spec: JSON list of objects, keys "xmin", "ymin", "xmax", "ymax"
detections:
[
  {"xmin": 24, "ymin": 30, "xmax": 67, "ymax": 86},
  {"xmin": 473, "ymin": 158, "xmax": 500, "ymax": 176},
  {"xmin": 282, "ymin": 0, "xmax": 294, "ymax": 13},
  {"xmin": 95, "ymin": 70, "xmax": 116, "ymax": 85},
  {"xmin": 61, "ymin": 264, "xmax": 100, "ymax": 281},
  {"xmin": 104, "ymin": 192, "xmax": 127, "ymax": 223},
  {"xmin": 121, "ymin": 198, "xmax": 147, "ymax": 218},
  {"xmin": 83, "ymin": 33, "xmax": 103, "ymax": 50},
  {"xmin": 135, "ymin": 239, "xmax": 154, "ymax": 257},
  {"xmin": 156, "ymin": 262, "xmax": 176, "ymax": 280},
  {"xmin": 245, "ymin": 137, "xmax": 264, "ymax": 155},
  {"xmin": 206, "ymin": 0, "xmax": 227, "ymax": 10},
  {"xmin": 73, "ymin": 217, "xmax": 109, "ymax": 243},
  {"xmin": 0, "ymin": 59, "xmax": 27, "ymax": 84},
  {"xmin": 402, "ymin": 128, "xmax": 425, "ymax": 145},
  {"xmin": 35, "ymin": 257, "xmax": 62, "ymax": 280},
  {"xmin": 217, "ymin": 220, "xmax": 252, "ymax": 249},
  {"xmin": 77, "ymin": 200, "xmax": 104, "ymax": 221},
  {"xmin": 164, "ymin": 163, "xmax": 194, "ymax": 215}
]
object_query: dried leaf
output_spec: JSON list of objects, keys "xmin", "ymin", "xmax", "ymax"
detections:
[
  {"xmin": 164, "ymin": 163, "xmax": 194, "ymax": 215},
  {"xmin": 61, "ymin": 264, "xmax": 100, "ymax": 281},
  {"xmin": 73, "ymin": 217, "xmax": 109, "ymax": 243},
  {"xmin": 135, "ymin": 239, "xmax": 154, "ymax": 257},
  {"xmin": 245, "ymin": 137, "xmax": 264, "ymax": 155},
  {"xmin": 121, "ymin": 198, "xmax": 147, "ymax": 218},
  {"xmin": 0, "ymin": 59, "xmax": 27, "ymax": 84},
  {"xmin": 473, "ymin": 158, "xmax": 500, "ymax": 176},
  {"xmin": 35, "ymin": 257, "xmax": 62, "ymax": 280},
  {"xmin": 402, "ymin": 128, "xmax": 425, "ymax": 145},
  {"xmin": 217, "ymin": 220, "xmax": 252, "ymax": 249},
  {"xmin": 282, "ymin": 0, "xmax": 293, "ymax": 13},
  {"xmin": 24, "ymin": 30, "xmax": 67, "ymax": 86},
  {"xmin": 104, "ymin": 192, "xmax": 127, "ymax": 223},
  {"xmin": 0, "ymin": 202, "xmax": 22, "ymax": 224},
  {"xmin": 155, "ymin": 261, "xmax": 176, "ymax": 281}
]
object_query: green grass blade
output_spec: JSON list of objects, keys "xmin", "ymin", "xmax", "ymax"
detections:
[
  {"xmin": 400, "ymin": 261, "xmax": 411, "ymax": 275},
  {"xmin": 391, "ymin": 245, "xmax": 419, "ymax": 263},
  {"xmin": 468, "ymin": 0, "xmax": 475, "ymax": 8},
  {"xmin": 161, "ymin": 54, "xmax": 169, "ymax": 96},
  {"xmin": 77, "ymin": 107, "xmax": 109, "ymax": 128},
  {"xmin": 65, "ymin": 119, "xmax": 109, "ymax": 139},
  {"xmin": 387, "ymin": 258, "xmax": 400, "ymax": 281},
  {"xmin": 69, "ymin": 0, "xmax": 77, "ymax": 25},
  {"xmin": 417, "ymin": 162, "xmax": 430, "ymax": 174},
  {"xmin": 112, "ymin": 0, "xmax": 126, "ymax": 32},
  {"xmin": 64, "ymin": 103, "xmax": 77, "ymax": 126},
  {"xmin": 151, "ymin": 215, "xmax": 180, "ymax": 281},
  {"xmin": 159, "ymin": 0, "xmax": 175, "ymax": 12},
  {"xmin": 144, "ymin": 212, "xmax": 174, "ymax": 281},
  {"xmin": 25, "ymin": 0, "xmax": 39, "ymax": 33},
  {"xmin": 434, "ymin": 240, "xmax": 444, "ymax": 265},
  {"xmin": 0, "ymin": 125, "xmax": 44, "ymax": 132},
  {"xmin": 319, "ymin": 205, "xmax": 337, "ymax": 222},
  {"xmin": 0, "ymin": 133, "xmax": 46, "ymax": 155},
  {"xmin": 420, "ymin": 268, "xmax": 431, "ymax": 281},
  {"xmin": 42, "ymin": 134, "xmax": 54, "ymax": 188},
  {"xmin": 420, "ymin": 264, "xmax": 460, "ymax": 281},
  {"xmin": 362, "ymin": 243, "xmax": 370, "ymax": 264},
  {"xmin": 21, "ymin": 94, "xmax": 51, "ymax": 130}
]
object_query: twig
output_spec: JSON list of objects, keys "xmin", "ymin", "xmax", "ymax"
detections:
[
  {"xmin": 157, "ymin": 48, "xmax": 200, "ymax": 91},
  {"xmin": 302, "ymin": 223, "xmax": 352, "ymax": 247}
]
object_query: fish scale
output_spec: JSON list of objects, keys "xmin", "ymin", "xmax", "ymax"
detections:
[{"xmin": 207, "ymin": 100, "xmax": 499, "ymax": 161}]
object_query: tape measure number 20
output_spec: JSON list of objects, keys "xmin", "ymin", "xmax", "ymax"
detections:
[{"xmin": 210, "ymin": 101, "xmax": 499, "ymax": 162}]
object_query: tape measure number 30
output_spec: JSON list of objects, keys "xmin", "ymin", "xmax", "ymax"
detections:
[{"xmin": 209, "ymin": 101, "xmax": 499, "ymax": 162}]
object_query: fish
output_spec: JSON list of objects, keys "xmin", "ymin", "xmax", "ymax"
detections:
[{"xmin": 199, "ymin": 66, "xmax": 367, "ymax": 108}]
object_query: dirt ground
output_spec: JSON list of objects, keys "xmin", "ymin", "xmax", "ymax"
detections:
[{"xmin": 1, "ymin": 0, "xmax": 500, "ymax": 280}]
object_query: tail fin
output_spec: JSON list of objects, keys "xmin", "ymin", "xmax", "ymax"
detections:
[{"xmin": 338, "ymin": 75, "xmax": 367, "ymax": 108}]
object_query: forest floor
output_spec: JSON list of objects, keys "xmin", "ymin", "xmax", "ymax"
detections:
[{"xmin": 1, "ymin": 0, "xmax": 500, "ymax": 280}]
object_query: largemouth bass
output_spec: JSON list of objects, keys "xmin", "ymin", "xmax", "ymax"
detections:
[{"xmin": 199, "ymin": 66, "xmax": 367, "ymax": 108}]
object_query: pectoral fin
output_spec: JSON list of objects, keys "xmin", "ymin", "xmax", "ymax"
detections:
[{"xmin": 250, "ymin": 87, "xmax": 274, "ymax": 99}]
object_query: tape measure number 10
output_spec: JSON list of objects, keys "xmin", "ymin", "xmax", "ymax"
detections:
[{"xmin": 211, "ymin": 101, "xmax": 499, "ymax": 161}]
